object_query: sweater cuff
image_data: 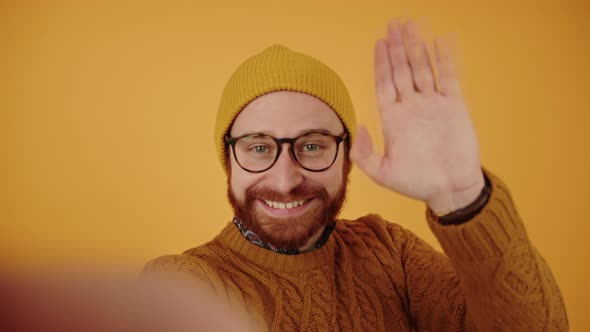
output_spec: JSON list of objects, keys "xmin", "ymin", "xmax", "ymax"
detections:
[{"xmin": 426, "ymin": 169, "xmax": 530, "ymax": 264}]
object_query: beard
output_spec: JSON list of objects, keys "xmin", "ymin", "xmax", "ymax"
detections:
[{"xmin": 227, "ymin": 171, "xmax": 349, "ymax": 251}]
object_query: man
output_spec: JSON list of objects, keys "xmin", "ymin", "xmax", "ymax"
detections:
[{"xmin": 145, "ymin": 19, "xmax": 568, "ymax": 331}]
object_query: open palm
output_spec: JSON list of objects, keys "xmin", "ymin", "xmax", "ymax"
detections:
[{"xmin": 350, "ymin": 19, "xmax": 484, "ymax": 212}]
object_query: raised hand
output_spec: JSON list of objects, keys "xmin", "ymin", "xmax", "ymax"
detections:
[{"xmin": 350, "ymin": 19, "xmax": 485, "ymax": 213}]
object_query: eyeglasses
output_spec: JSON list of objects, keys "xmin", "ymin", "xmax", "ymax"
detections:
[{"xmin": 225, "ymin": 130, "xmax": 348, "ymax": 173}]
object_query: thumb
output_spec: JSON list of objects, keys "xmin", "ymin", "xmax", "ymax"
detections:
[{"xmin": 350, "ymin": 125, "xmax": 384, "ymax": 185}]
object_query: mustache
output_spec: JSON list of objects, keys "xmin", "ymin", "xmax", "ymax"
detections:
[{"xmin": 245, "ymin": 182, "xmax": 328, "ymax": 202}]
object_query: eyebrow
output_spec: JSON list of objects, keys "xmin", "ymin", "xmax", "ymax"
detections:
[{"xmin": 232, "ymin": 128, "xmax": 339, "ymax": 137}]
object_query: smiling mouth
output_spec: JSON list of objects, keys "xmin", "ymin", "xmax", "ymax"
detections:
[{"xmin": 262, "ymin": 199, "xmax": 310, "ymax": 210}]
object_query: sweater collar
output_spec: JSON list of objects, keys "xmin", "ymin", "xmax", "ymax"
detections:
[
  {"xmin": 217, "ymin": 220, "xmax": 336, "ymax": 272},
  {"xmin": 232, "ymin": 217, "xmax": 335, "ymax": 255}
]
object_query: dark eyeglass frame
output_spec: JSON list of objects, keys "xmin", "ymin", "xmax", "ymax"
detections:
[{"xmin": 225, "ymin": 130, "xmax": 348, "ymax": 173}]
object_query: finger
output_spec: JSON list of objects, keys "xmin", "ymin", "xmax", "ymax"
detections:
[
  {"xmin": 374, "ymin": 39, "xmax": 397, "ymax": 110},
  {"xmin": 350, "ymin": 125, "xmax": 385, "ymax": 185},
  {"xmin": 434, "ymin": 37, "xmax": 462, "ymax": 97},
  {"xmin": 386, "ymin": 18, "xmax": 414, "ymax": 98},
  {"xmin": 403, "ymin": 20, "xmax": 436, "ymax": 93}
]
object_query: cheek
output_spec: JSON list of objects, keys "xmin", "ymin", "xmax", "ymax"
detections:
[
  {"xmin": 317, "ymin": 155, "xmax": 346, "ymax": 197},
  {"xmin": 229, "ymin": 159, "xmax": 259, "ymax": 202}
]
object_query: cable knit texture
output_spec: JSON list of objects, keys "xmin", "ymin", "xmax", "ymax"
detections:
[{"xmin": 144, "ymin": 172, "xmax": 568, "ymax": 331}]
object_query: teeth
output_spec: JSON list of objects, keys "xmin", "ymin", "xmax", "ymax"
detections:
[{"xmin": 264, "ymin": 199, "xmax": 307, "ymax": 209}]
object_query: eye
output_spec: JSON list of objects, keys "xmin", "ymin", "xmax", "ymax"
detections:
[
  {"xmin": 253, "ymin": 145, "xmax": 269, "ymax": 153},
  {"xmin": 303, "ymin": 144, "xmax": 320, "ymax": 152}
]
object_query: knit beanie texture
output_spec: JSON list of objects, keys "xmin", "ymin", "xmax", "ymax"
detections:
[{"xmin": 214, "ymin": 44, "xmax": 356, "ymax": 170}]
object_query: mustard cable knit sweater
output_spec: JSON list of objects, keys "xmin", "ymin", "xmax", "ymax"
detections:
[{"xmin": 144, "ymin": 172, "xmax": 568, "ymax": 331}]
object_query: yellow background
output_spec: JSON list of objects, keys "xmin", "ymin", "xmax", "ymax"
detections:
[{"xmin": 1, "ymin": 0, "xmax": 588, "ymax": 329}]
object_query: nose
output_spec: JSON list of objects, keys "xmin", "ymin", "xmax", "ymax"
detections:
[{"xmin": 266, "ymin": 144, "xmax": 304, "ymax": 193}]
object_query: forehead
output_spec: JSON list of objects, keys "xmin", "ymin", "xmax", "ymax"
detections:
[{"xmin": 230, "ymin": 91, "xmax": 344, "ymax": 137}]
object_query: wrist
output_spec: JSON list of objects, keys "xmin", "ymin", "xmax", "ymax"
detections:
[{"xmin": 427, "ymin": 173, "xmax": 485, "ymax": 215}]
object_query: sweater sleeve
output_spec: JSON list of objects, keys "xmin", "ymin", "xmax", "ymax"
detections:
[
  {"xmin": 411, "ymin": 170, "xmax": 568, "ymax": 330},
  {"xmin": 141, "ymin": 255, "xmax": 265, "ymax": 332},
  {"xmin": 141, "ymin": 255, "xmax": 229, "ymax": 296},
  {"xmin": 142, "ymin": 254, "xmax": 267, "ymax": 329}
]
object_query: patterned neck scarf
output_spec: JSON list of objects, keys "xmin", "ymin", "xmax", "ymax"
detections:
[{"xmin": 232, "ymin": 217, "xmax": 335, "ymax": 255}]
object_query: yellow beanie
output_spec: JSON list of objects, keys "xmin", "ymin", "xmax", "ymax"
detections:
[{"xmin": 214, "ymin": 44, "xmax": 356, "ymax": 171}]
